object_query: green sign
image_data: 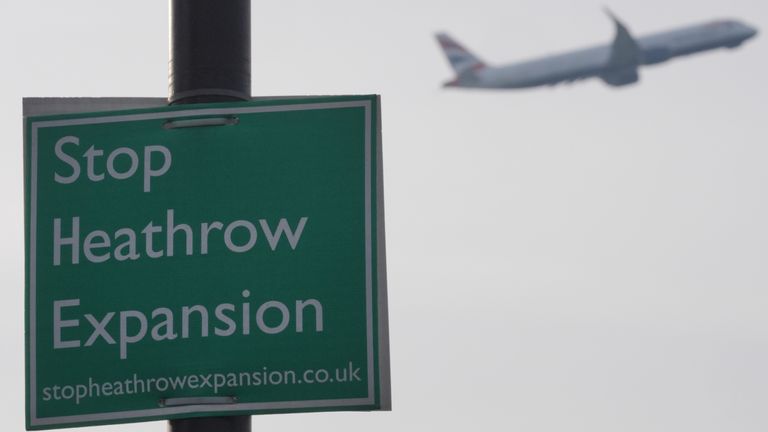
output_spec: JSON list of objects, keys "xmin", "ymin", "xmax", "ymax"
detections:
[{"xmin": 24, "ymin": 96, "xmax": 390, "ymax": 430}]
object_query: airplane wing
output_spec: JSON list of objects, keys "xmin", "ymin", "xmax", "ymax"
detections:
[{"xmin": 601, "ymin": 9, "xmax": 641, "ymax": 86}]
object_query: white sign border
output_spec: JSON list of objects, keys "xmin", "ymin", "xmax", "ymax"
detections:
[{"xmin": 27, "ymin": 99, "xmax": 385, "ymax": 428}]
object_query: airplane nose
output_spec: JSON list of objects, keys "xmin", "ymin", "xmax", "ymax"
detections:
[{"xmin": 745, "ymin": 25, "xmax": 758, "ymax": 39}]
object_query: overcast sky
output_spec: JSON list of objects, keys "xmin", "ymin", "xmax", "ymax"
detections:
[{"xmin": 3, "ymin": 0, "xmax": 768, "ymax": 431}]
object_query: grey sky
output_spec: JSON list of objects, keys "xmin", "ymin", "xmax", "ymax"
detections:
[{"xmin": 4, "ymin": 0, "xmax": 768, "ymax": 431}]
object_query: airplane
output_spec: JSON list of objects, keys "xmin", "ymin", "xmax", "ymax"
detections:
[{"xmin": 436, "ymin": 10, "xmax": 758, "ymax": 89}]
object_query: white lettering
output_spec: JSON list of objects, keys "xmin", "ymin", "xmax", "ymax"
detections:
[
  {"xmin": 295, "ymin": 299, "xmax": 324, "ymax": 332},
  {"xmin": 83, "ymin": 230, "xmax": 110, "ymax": 263},
  {"xmin": 151, "ymin": 308, "xmax": 177, "ymax": 341},
  {"xmin": 259, "ymin": 217, "xmax": 308, "ymax": 250},
  {"xmin": 52, "ymin": 137, "xmax": 172, "ymax": 192},
  {"xmin": 54, "ymin": 136, "xmax": 80, "ymax": 184},
  {"xmin": 119, "ymin": 311, "xmax": 147, "ymax": 360},
  {"xmin": 53, "ymin": 217, "xmax": 79, "ymax": 266},
  {"xmin": 182, "ymin": 305, "xmax": 209, "ymax": 338},
  {"xmin": 49, "ymin": 296, "xmax": 325, "ymax": 359},
  {"xmin": 144, "ymin": 146, "xmax": 172, "ymax": 193},
  {"xmin": 224, "ymin": 220, "xmax": 257, "ymax": 253},
  {"xmin": 256, "ymin": 301, "xmax": 290, "ymax": 334},
  {"xmin": 53, "ymin": 299, "xmax": 81, "ymax": 349},
  {"xmin": 200, "ymin": 222, "xmax": 223, "ymax": 255},
  {"xmin": 83, "ymin": 145, "xmax": 104, "ymax": 181},
  {"xmin": 114, "ymin": 228, "xmax": 139, "ymax": 261},
  {"xmin": 214, "ymin": 304, "xmax": 236, "ymax": 336},
  {"xmin": 106, "ymin": 147, "xmax": 139, "ymax": 180},
  {"xmin": 50, "ymin": 211, "xmax": 309, "ymax": 266},
  {"xmin": 84, "ymin": 313, "xmax": 116, "ymax": 346},
  {"xmin": 141, "ymin": 222, "xmax": 163, "ymax": 258},
  {"xmin": 167, "ymin": 209, "xmax": 193, "ymax": 257}
]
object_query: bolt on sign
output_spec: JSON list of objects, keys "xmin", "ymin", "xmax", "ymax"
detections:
[{"xmin": 24, "ymin": 96, "xmax": 390, "ymax": 430}]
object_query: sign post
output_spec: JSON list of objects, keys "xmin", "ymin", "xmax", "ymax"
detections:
[
  {"xmin": 24, "ymin": 96, "xmax": 390, "ymax": 430},
  {"xmin": 169, "ymin": 0, "xmax": 251, "ymax": 105},
  {"xmin": 169, "ymin": 1, "xmax": 252, "ymax": 429}
]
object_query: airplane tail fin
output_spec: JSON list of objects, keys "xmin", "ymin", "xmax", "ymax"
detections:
[
  {"xmin": 435, "ymin": 32, "xmax": 487, "ymax": 76},
  {"xmin": 600, "ymin": 8, "xmax": 641, "ymax": 86}
]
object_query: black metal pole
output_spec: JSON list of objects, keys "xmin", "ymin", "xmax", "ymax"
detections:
[
  {"xmin": 168, "ymin": 0, "xmax": 251, "ymax": 431},
  {"xmin": 169, "ymin": 416, "xmax": 251, "ymax": 432},
  {"xmin": 169, "ymin": 0, "xmax": 251, "ymax": 104}
]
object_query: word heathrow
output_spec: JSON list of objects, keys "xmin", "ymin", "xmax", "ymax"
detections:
[{"xmin": 53, "ymin": 209, "xmax": 308, "ymax": 266}]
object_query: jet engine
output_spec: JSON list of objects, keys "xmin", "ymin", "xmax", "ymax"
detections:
[{"xmin": 601, "ymin": 68, "xmax": 640, "ymax": 86}]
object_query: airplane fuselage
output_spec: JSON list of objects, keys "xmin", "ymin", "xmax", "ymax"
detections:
[{"xmin": 441, "ymin": 19, "xmax": 758, "ymax": 89}]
